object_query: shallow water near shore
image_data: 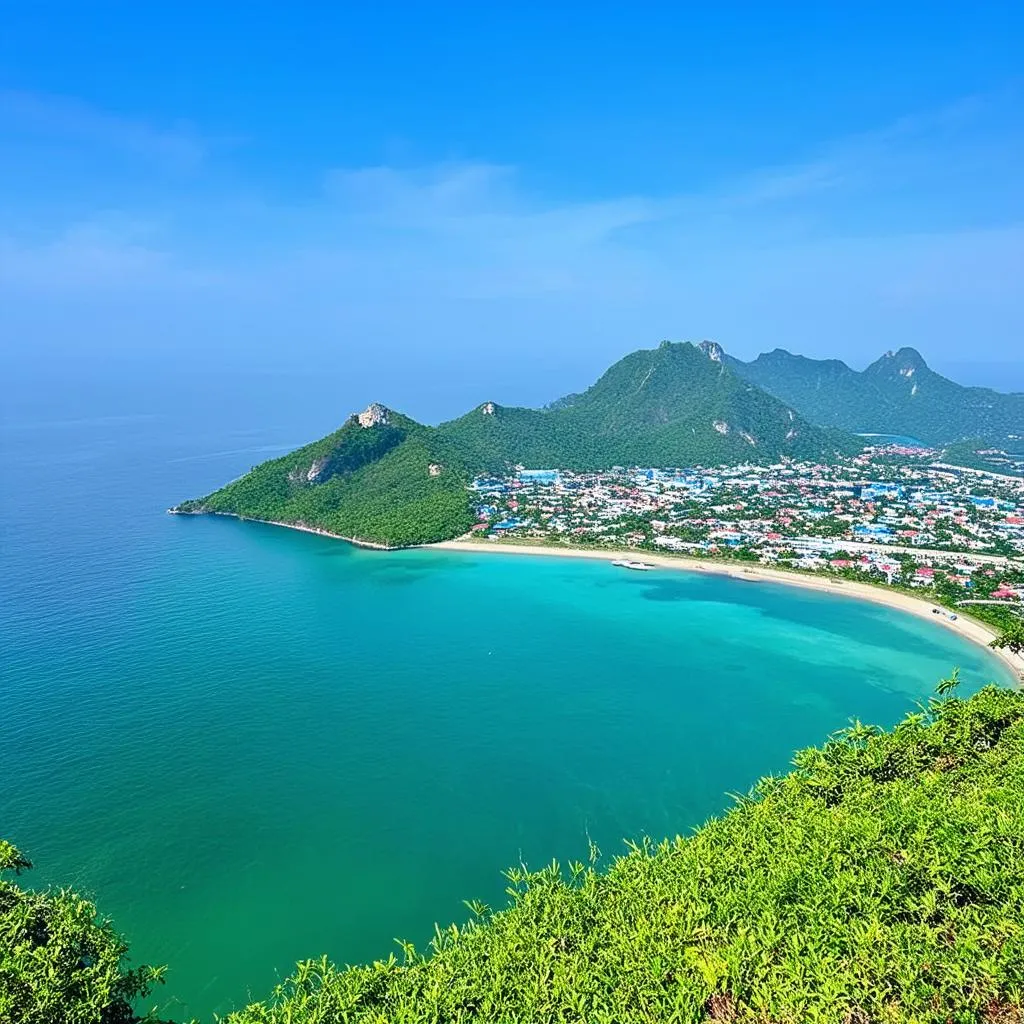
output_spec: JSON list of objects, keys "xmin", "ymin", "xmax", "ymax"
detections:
[{"xmin": 2, "ymin": 381, "xmax": 1016, "ymax": 1020}]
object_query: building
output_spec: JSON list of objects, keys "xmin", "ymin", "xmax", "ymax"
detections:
[
  {"xmin": 853, "ymin": 524, "xmax": 894, "ymax": 539},
  {"xmin": 492, "ymin": 517, "xmax": 528, "ymax": 531},
  {"xmin": 859, "ymin": 483, "xmax": 904, "ymax": 500},
  {"xmin": 518, "ymin": 469, "xmax": 560, "ymax": 485},
  {"xmin": 471, "ymin": 477, "xmax": 507, "ymax": 492}
]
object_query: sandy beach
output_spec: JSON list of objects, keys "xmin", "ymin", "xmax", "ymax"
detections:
[
  {"xmin": 170, "ymin": 509, "xmax": 1024, "ymax": 680},
  {"xmin": 432, "ymin": 538, "xmax": 1024, "ymax": 681}
]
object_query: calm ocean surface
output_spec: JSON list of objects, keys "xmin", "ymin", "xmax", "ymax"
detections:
[{"xmin": 1, "ymin": 369, "xmax": 1016, "ymax": 1020}]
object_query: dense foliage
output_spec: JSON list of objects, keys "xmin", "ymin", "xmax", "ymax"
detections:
[
  {"xmin": 730, "ymin": 346, "xmax": 1024, "ymax": 448},
  {"xmin": 991, "ymin": 620, "xmax": 1024, "ymax": 655},
  {"xmin": 177, "ymin": 342, "xmax": 855, "ymax": 544},
  {"xmin": 0, "ymin": 841, "xmax": 165, "ymax": 1024},
  {"xmin": 443, "ymin": 342, "xmax": 854, "ymax": 472},
  {"xmin": 176, "ymin": 413, "xmax": 477, "ymax": 547},
  {"xmin": 223, "ymin": 684, "xmax": 1024, "ymax": 1023}
]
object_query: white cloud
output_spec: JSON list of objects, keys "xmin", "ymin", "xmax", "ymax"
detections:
[
  {"xmin": 0, "ymin": 217, "xmax": 224, "ymax": 292},
  {"xmin": 1, "ymin": 89, "xmax": 1022, "ymax": 374},
  {"xmin": 0, "ymin": 90, "xmax": 205, "ymax": 171},
  {"xmin": 324, "ymin": 162, "xmax": 519, "ymax": 223}
]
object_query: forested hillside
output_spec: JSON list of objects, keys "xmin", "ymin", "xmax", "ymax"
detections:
[
  {"xmin": 532, "ymin": 340, "xmax": 855, "ymax": 466},
  {"xmin": 175, "ymin": 408, "xmax": 477, "ymax": 547},
  {"xmin": 445, "ymin": 341, "xmax": 846, "ymax": 470},
  {"xmin": 728, "ymin": 344, "xmax": 1024, "ymax": 447},
  {"xmin": 175, "ymin": 342, "xmax": 855, "ymax": 546}
]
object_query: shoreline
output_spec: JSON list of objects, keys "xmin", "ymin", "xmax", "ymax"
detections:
[
  {"xmin": 431, "ymin": 538, "xmax": 1024, "ymax": 681},
  {"xmin": 167, "ymin": 508, "xmax": 399, "ymax": 550},
  {"xmin": 169, "ymin": 511, "xmax": 1023, "ymax": 680}
]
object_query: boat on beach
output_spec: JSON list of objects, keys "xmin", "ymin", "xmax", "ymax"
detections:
[{"xmin": 612, "ymin": 559, "xmax": 655, "ymax": 571}]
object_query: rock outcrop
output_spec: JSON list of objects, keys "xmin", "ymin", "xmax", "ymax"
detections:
[
  {"xmin": 699, "ymin": 340, "xmax": 725, "ymax": 363},
  {"xmin": 357, "ymin": 403, "xmax": 390, "ymax": 428}
]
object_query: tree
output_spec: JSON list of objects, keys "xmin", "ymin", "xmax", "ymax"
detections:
[
  {"xmin": 990, "ymin": 618, "xmax": 1024, "ymax": 655},
  {"xmin": 0, "ymin": 839, "xmax": 167, "ymax": 1024}
]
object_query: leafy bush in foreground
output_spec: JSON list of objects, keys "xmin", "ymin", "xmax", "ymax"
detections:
[
  {"xmin": 0, "ymin": 841, "xmax": 165, "ymax": 1024},
  {"xmin": 227, "ymin": 685, "xmax": 1024, "ymax": 1023}
]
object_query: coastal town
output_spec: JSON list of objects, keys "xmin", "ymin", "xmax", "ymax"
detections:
[{"xmin": 467, "ymin": 441, "xmax": 1024, "ymax": 626}]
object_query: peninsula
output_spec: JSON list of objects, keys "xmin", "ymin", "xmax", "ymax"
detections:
[
  {"xmin": 173, "ymin": 341, "xmax": 859, "ymax": 546},
  {"xmin": 174, "ymin": 339, "xmax": 1024, "ymax": 650},
  {"xmin": 173, "ymin": 340, "xmax": 1023, "ymax": 546}
]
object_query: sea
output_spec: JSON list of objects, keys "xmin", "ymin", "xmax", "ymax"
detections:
[
  {"xmin": 855, "ymin": 433, "xmax": 928, "ymax": 447},
  {"xmin": 1, "ymin": 365, "xmax": 1016, "ymax": 1020}
]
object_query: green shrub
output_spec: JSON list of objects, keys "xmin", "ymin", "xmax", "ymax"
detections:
[
  {"xmin": 0, "ymin": 842, "xmax": 166, "ymax": 1024},
  {"xmin": 991, "ymin": 620, "xmax": 1024, "ymax": 656}
]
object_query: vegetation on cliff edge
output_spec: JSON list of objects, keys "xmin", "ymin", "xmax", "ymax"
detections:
[
  {"xmin": 176, "ymin": 412, "xmax": 476, "ymax": 547},
  {"xmin": 0, "ymin": 841, "xmax": 166, "ymax": 1024}
]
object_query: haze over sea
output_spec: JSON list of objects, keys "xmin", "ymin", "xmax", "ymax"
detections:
[{"xmin": 1, "ymin": 365, "xmax": 1016, "ymax": 1020}]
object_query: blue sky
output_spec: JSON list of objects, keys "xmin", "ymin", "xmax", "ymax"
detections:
[{"xmin": 2, "ymin": 3, "xmax": 1023, "ymax": 413}]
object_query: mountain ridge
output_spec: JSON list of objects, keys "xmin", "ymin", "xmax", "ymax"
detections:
[
  {"xmin": 176, "ymin": 341, "xmax": 855, "ymax": 546},
  {"xmin": 725, "ymin": 343, "xmax": 1023, "ymax": 447},
  {"xmin": 176, "ymin": 338, "xmax": 1020, "ymax": 547}
]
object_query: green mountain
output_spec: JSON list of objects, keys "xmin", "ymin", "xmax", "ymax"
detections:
[
  {"xmin": 174, "ymin": 406, "xmax": 476, "ymax": 547},
  {"xmin": 444, "ymin": 340, "xmax": 851, "ymax": 471},
  {"xmin": 725, "ymin": 344, "xmax": 1024, "ymax": 448},
  {"xmin": 175, "ymin": 341, "xmax": 854, "ymax": 546}
]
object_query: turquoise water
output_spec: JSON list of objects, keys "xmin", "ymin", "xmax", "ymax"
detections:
[
  {"xmin": 2, "ymin": 380, "xmax": 1016, "ymax": 1020},
  {"xmin": 856, "ymin": 432, "xmax": 927, "ymax": 446}
]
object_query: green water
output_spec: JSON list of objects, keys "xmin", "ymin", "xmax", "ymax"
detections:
[{"xmin": 2, "ymin": 398, "xmax": 1016, "ymax": 1020}]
